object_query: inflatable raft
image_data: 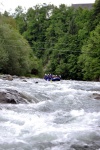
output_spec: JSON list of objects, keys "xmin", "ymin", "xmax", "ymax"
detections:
[{"xmin": 44, "ymin": 74, "xmax": 61, "ymax": 81}]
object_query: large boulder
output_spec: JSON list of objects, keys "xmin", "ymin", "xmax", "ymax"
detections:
[
  {"xmin": 0, "ymin": 74, "xmax": 13, "ymax": 81},
  {"xmin": 0, "ymin": 89, "xmax": 32, "ymax": 104},
  {"xmin": 5, "ymin": 75, "xmax": 13, "ymax": 81}
]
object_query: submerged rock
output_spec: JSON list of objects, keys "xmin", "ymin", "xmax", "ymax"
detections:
[
  {"xmin": 93, "ymin": 93, "xmax": 100, "ymax": 100},
  {"xmin": 71, "ymin": 144, "xmax": 100, "ymax": 150},
  {"xmin": 0, "ymin": 89, "xmax": 31, "ymax": 104}
]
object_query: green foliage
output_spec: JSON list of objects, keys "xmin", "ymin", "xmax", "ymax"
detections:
[
  {"xmin": 78, "ymin": 24, "xmax": 100, "ymax": 80},
  {"xmin": 0, "ymin": 13, "xmax": 17, "ymax": 29},
  {"xmin": 88, "ymin": 0, "xmax": 100, "ymax": 31},
  {"xmin": 13, "ymin": 6, "xmax": 27, "ymax": 34},
  {"xmin": 13, "ymin": 2, "xmax": 100, "ymax": 81},
  {"xmin": 0, "ymin": 24, "xmax": 28, "ymax": 75},
  {"xmin": 0, "ymin": 22, "xmax": 42, "ymax": 76},
  {"xmin": 0, "ymin": 42, "xmax": 8, "ymax": 70}
]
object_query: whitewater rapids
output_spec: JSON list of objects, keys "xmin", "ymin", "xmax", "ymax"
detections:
[{"xmin": 0, "ymin": 78, "xmax": 100, "ymax": 150}]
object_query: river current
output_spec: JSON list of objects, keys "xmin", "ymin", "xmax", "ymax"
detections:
[{"xmin": 0, "ymin": 78, "xmax": 100, "ymax": 150}]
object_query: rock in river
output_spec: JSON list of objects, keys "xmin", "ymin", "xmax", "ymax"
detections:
[{"xmin": 0, "ymin": 89, "xmax": 31, "ymax": 104}]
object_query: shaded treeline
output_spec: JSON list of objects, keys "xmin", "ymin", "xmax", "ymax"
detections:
[
  {"xmin": 0, "ymin": 0, "xmax": 100, "ymax": 80},
  {"xmin": 0, "ymin": 11, "xmax": 43, "ymax": 77}
]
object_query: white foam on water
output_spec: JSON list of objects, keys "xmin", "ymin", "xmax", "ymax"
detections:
[{"xmin": 0, "ymin": 78, "xmax": 100, "ymax": 149}]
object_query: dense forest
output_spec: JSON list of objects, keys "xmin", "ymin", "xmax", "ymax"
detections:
[{"xmin": 0, "ymin": 0, "xmax": 100, "ymax": 81}]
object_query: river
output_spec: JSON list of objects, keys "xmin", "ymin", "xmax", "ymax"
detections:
[{"xmin": 0, "ymin": 78, "xmax": 100, "ymax": 150}]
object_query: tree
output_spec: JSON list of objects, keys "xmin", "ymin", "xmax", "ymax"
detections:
[
  {"xmin": 78, "ymin": 24, "xmax": 100, "ymax": 80},
  {"xmin": 13, "ymin": 6, "xmax": 27, "ymax": 34},
  {"xmin": 0, "ymin": 23, "xmax": 42, "ymax": 76},
  {"xmin": 88, "ymin": 0, "xmax": 100, "ymax": 31}
]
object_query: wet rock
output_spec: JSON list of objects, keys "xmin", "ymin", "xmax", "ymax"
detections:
[
  {"xmin": 13, "ymin": 75, "xmax": 18, "ymax": 79},
  {"xmin": 93, "ymin": 93, "xmax": 100, "ymax": 100},
  {"xmin": 20, "ymin": 76, "xmax": 26, "ymax": 79},
  {"xmin": 0, "ymin": 74, "xmax": 13, "ymax": 81},
  {"xmin": 71, "ymin": 144, "xmax": 99, "ymax": 150},
  {"xmin": 6, "ymin": 75, "xmax": 13, "ymax": 81},
  {"xmin": 23, "ymin": 79, "xmax": 27, "ymax": 82},
  {"xmin": 0, "ymin": 89, "xmax": 31, "ymax": 104},
  {"xmin": 35, "ymin": 81, "xmax": 38, "ymax": 83}
]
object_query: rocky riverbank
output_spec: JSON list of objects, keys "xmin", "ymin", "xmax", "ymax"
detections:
[{"xmin": 0, "ymin": 74, "xmax": 28, "ymax": 81}]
